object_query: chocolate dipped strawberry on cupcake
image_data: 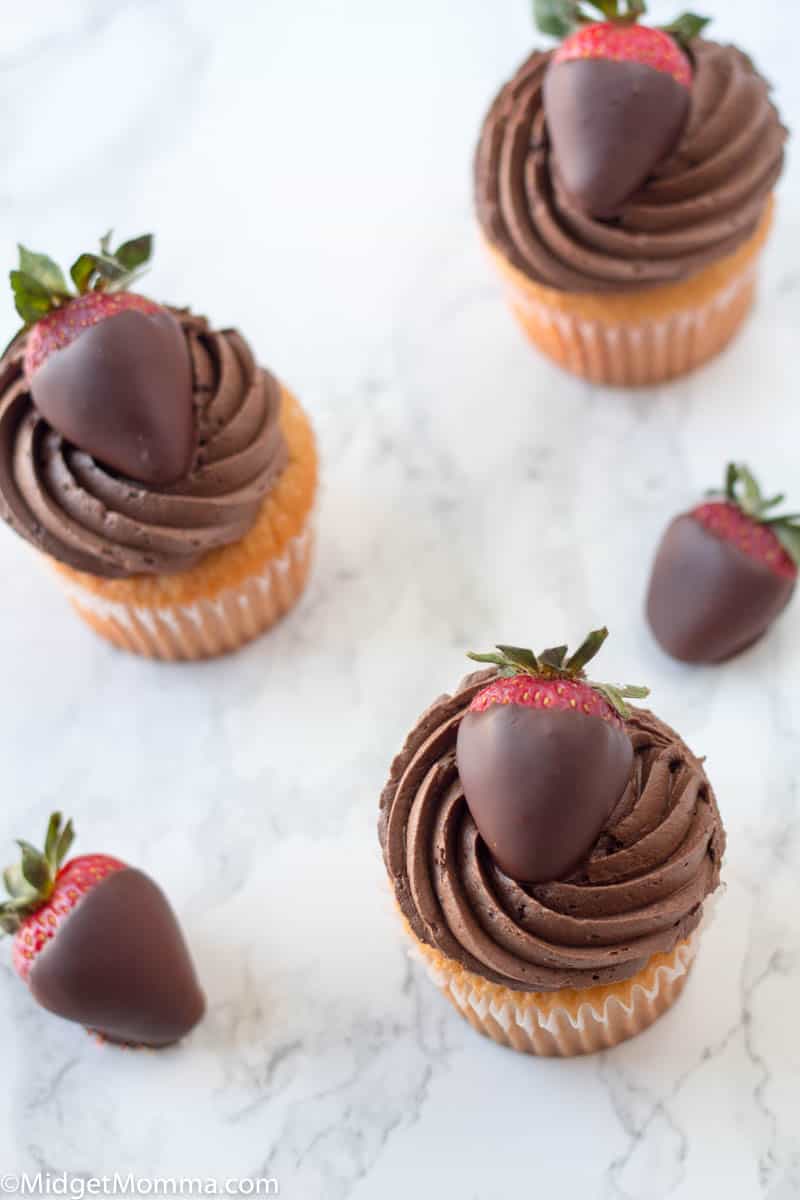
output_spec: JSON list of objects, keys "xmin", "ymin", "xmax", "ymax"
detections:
[
  {"xmin": 0, "ymin": 234, "xmax": 317, "ymax": 660},
  {"xmin": 379, "ymin": 629, "xmax": 724, "ymax": 1056},
  {"xmin": 475, "ymin": 1, "xmax": 786, "ymax": 386}
]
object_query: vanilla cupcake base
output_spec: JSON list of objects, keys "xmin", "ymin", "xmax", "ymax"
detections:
[
  {"xmin": 487, "ymin": 200, "xmax": 773, "ymax": 388},
  {"xmin": 58, "ymin": 520, "xmax": 314, "ymax": 661},
  {"xmin": 49, "ymin": 388, "xmax": 317, "ymax": 661},
  {"xmin": 412, "ymin": 927, "xmax": 698, "ymax": 1057}
]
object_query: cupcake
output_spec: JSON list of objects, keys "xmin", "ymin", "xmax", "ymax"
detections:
[
  {"xmin": 0, "ymin": 233, "xmax": 317, "ymax": 660},
  {"xmin": 475, "ymin": 3, "xmax": 786, "ymax": 386},
  {"xmin": 379, "ymin": 630, "xmax": 724, "ymax": 1056}
]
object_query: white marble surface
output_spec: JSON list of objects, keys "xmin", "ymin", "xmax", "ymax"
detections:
[{"xmin": 0, "ymin": 1, "xmax": 799, "ymax": 1196}]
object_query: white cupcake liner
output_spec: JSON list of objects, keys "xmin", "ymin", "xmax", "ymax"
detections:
[
  {"xmin": 413, "ymin": 933, "xmax": 700, "ymax": 1057},
  {"xmin": 502, "ymin": 260, "xmax": 758, "ymax": 387},
  {"xmin": 58, "ymin": 523, "xmax": 314, "ymax": 661}
]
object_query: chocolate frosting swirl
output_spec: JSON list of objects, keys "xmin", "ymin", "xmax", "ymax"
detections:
[
  {"xmin": 475, "ymin": 40, "xmax": 786, "ymax": 293},
  {"xmin": 379, "ymin": 671, "xmax": 724, "ymax": 992},
  {"xmin": 0, "ymin": 312, "xmax": 288, "ymax": 578}
]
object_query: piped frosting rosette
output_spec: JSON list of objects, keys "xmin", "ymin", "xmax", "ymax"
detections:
[
  {"xmin": 0, "ymin": 313, "xmax": 288, "ymax": 579},
  {"xmin": 476, "ymin": 41, "xmax": 785, "ymax": 293}
]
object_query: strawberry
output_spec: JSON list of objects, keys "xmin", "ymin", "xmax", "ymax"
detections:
[
  {"xmin": 1, "ymin": 814, "xmax": 123, "ymax": 978},
  {"xmin": 1, "ymin": 814, "xmax": 205, "ymax": 1047},
  {"xmin": 456, "ymin": 629, "xmax": 648, "ymax": 883},
  {"xmin": 10, "ymin": 856, "xmax": 125, "ymax": 983},
  {"xmin": 691, "ymin": 499, "xmax": 797, "ymax": 581},
  {"xmin": 23, "ymin": 290, "xmax": 159, "ymax": 380},
  {"xmin": 647, "ymin": 463, "xmax": 800, "ymax": 663},
  {"xmin": 553, "ymin": 21, "xmax": 692, "ymax": 89},
  {"xmin": 536, "ymin": 1, "xmax": 710, "ymax": 217},
  {"xmin": 7, "ymin": 233, "xmax": 194, "ymax": 485},
  {"xmin": 9, "ymin": 233, "xmax": 154, "ymax": 367}
]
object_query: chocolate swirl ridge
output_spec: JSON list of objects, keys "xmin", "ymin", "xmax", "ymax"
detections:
[
  {"xmin": 475, "ymin": 40, "xmax": 786, "ymax": 294},
  {"xmin": 0, "ymin": 312, "xmax": 288, "ymax": 578},
  {"xmin": 379, "ymin": 672, "xmax": 724, "ymax": 992}
]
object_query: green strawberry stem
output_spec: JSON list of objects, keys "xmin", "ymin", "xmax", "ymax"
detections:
[
  {"xmin": 533, "ymin": 0, "xmax": 709, "ymax": 45},
  {"xmin": 0, "ymin": 813, "xmax": 75, "ymax": 934},
  {"xmin": 5, "ymin": 231, "xmax": 153, "ymax": 356},
  {"xmin": 467, "ymin": 626, "xmax": 649, "ymax": 719},
  {"xmin": 711, "ymin": 462, "xmax": 800, "ymax": 567}
]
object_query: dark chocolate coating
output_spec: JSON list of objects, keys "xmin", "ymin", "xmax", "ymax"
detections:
[
  {"xmin": 456, "ymin": 705, "xmax": 633, "ymax": 884},
  {"xmin": 646, "ymin": 514, "xmax": 796, "ymax": 663},
  {"xmin": 543, "ymin": 58, "xmax": 690, "ymax": 219},
  {"xmin": 30, "ymin": 308, "xmax": 194, "ymax": 486},
  {"xmin": 29, "ymin": 868, "xmax": 205, "ymax": 1047}
]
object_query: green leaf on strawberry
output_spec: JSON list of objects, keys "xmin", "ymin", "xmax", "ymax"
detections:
[
  {"xmin": 0, "ymin": 812, "xmax": 75, "ymax": 934},
  {"xmin": 6, "ymin": 231, "xmax": 154, "ymax": 346},
  {"xmin": 468, "ymin": 626, "xmax": 649, "ymax": 719},
  {"xmin": 711, "ymin": 462, "xmax": 800, "ymax": 568},
  {"xmin": 532, "ymin": 0, "xmax": 710, "ymax": 46},
  {"xmin": 534, "ymin": 0, "xmax": 586, "ymax": 37},
  {"xmin": 69, "ymin": 253, "xmax": 97, "ymax": 294},
  {"xmin": 9, "ymin": 270, "xmax": 57, "ymax": 325},
  {"xmin": 495, "ymin": 644, "xmax": 543, "ymax": 673},
  {"xmin": 115, "ymin": 234, "xmax": 153, "ymax": 272},
  {"xmin": 539, "ymin": 644, "xmax": 569, "ymax": 669},
  {"xmin": 564, "ymin": 627, "xmax": 609, "ymax": 674},
  {"xmin": 17, "ymin": 247, "xmax": 70, "ymax": 297},
  {"xmin": 661, "ymin": 12, "xmax": 710, "ymax": 44}
]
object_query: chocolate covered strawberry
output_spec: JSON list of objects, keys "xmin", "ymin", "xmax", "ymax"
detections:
[
  {"xmin": 457, "ymin": 629, "xmax": 648, "ymax": 883},
  {"xmin": 647, "ymin": 464, "xmax": 799, "ymax": 664},
  {"xmin": 8, "ymin": 233, "xmax": 194, "ymax": 484},
  {"xmin": 0, "ymin": 813, "xmax": 205, "ymax": 1047},
  {"xmin": 536, "ymin": 0, "xmax": 709, "ymax": 217}
]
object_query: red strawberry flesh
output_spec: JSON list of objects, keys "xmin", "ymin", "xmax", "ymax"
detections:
[
  {"xmin": 692, "ymin": 501, "xmax": 797, "ymax": 581},
  {"xmin": 469, "ymin": 674, "xmax": 622, "ymax": 725},
  {"xmin": 23, "ymin": 292, "xmax": 159, "ymax": 380},
  {"xmin": 13, "ymin": 854, "xmax": 126, "ymax": 981},
  {"xmin": 553, "ymin": 22, "xmax": 692, "ymax": 88}
]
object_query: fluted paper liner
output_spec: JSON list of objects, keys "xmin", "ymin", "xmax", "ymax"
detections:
[
  {"xmin": 57, "ymin": 521, "xmax": 314, "ymax": 660},
  {"xmin": 49, "ymin": 388, "xmax": 317, "ymax": 661},
  {"xmin": 486, "ymin": 200, "xmax": 773, "ymax": 388},
  {"xmin": 410, "ymin": 923, "xmax": 699, "ymax": 1057}
]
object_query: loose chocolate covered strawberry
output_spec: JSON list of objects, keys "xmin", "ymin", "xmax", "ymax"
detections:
[
  {"xmin": 535, "ymin": 0, "xmax": 709, "ymax": 218},
  {"xmin": 456, "ymin": 629, "xmax": 648, "ymax": 883},
  {"xmin": 8, "ymin": 233, "xmax": 194, "ymax": 484},
  {"xmin": 647, "ymin": 464, "xmax": 799, "ymax": 664},
  {"xmin": 0, "ymin": 814, "xmax": 205, "ymax": 1047}
]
